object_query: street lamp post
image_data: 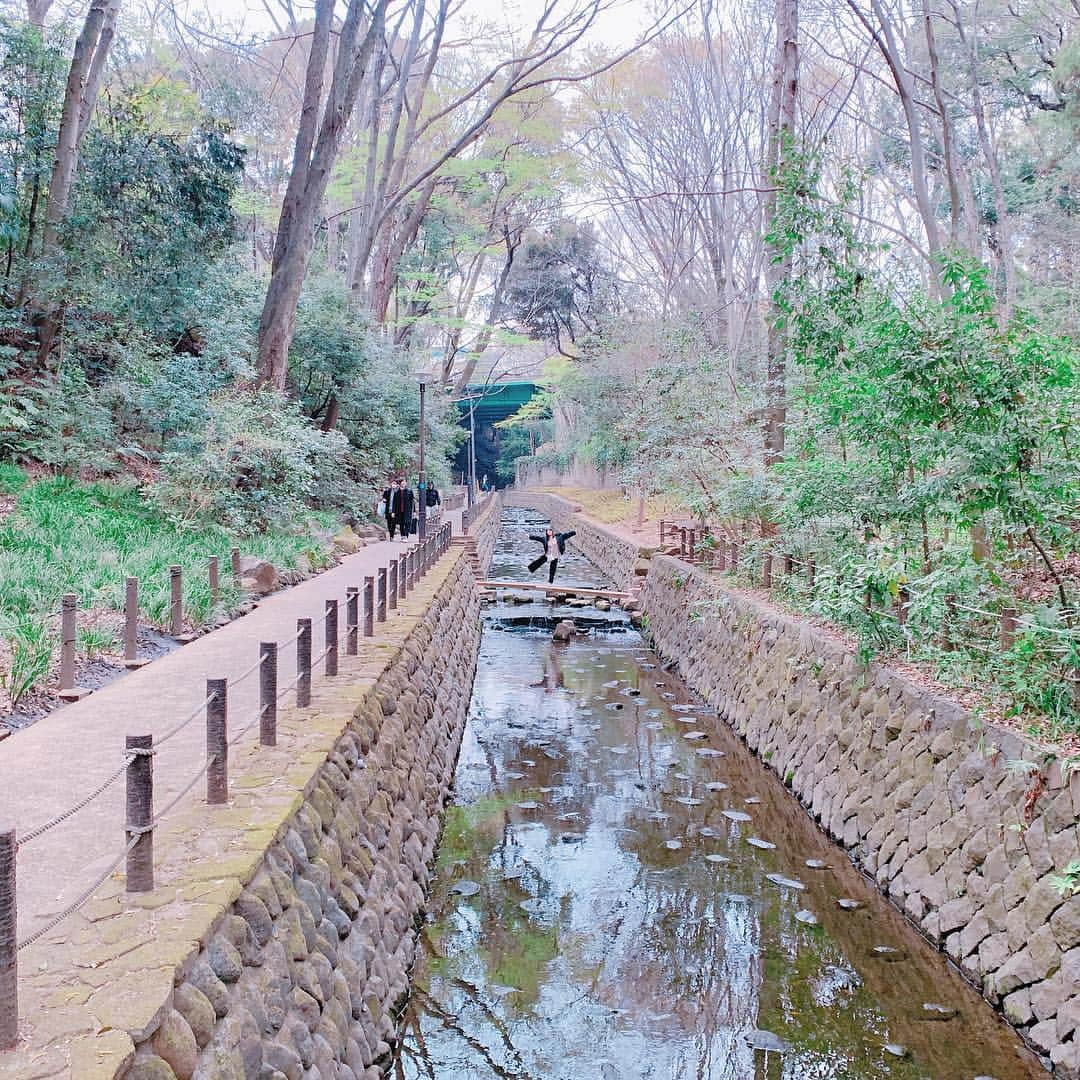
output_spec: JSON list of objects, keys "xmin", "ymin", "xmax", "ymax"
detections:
[
  {"xmin": 417, "ymin": 375, "xmax": 428, "ymax": 541},
  {"xmin": 467, "ymin": 398, "xmax": 477, "ymax": 508}
]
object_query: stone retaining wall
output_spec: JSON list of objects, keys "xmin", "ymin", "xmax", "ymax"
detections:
[
  {"xmin": 503, "ymin": 491, "xmax": 640, "ymax": 588},
  {"xmin": 6, "ymin": 550, "xmax": 480, "ymax": 1080},
  {"xmin": 507, "ymin": 490, "xmax": 1080, "ymax": 1076},
  {"xmin": 470, "ymin": 492, "xmax": 503, "ymax": 577}
]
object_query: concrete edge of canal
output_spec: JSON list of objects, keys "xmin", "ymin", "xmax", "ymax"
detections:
[
  {"xmin": 1, "ymin": 498, "xmax": 504, "ymax": 1080},
  {"xmin": 506, "ymin": 488, "xmax": 1080, "ymax": 1078}
]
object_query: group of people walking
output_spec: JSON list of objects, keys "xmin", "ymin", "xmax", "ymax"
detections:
[{"xmin": 380, "ymin": 477, "xmax": 440, "ymax": 540}]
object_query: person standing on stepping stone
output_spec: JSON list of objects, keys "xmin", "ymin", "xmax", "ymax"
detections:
[{"xmin": 528, "ymin": 526, "xmax": 576, "ymax": 584}]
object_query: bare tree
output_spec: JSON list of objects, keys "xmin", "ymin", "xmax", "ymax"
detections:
[{"xmin": 256, "ymin": 0, "xmax": 390, "ymax": 388}]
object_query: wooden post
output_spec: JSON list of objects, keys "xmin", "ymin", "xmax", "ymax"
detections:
[
  {"xmin": 125, "ymin": 734, "xmax": 153, "ymax": 892},
  {"xmin": 0, "ymin": 828, "xmax": 17, "ymax": 1049},
  {"xmin": 206, "ymin": 679, "xmax": 227, "ymax": 804},
  {"xmin": 763, "ymin": 553, "xmax": 773, "ymax": 589},
  {"xmin": 169, "ymin": 566, "xmax": 183, "ymax": 637},
  {"xmin": 783, "ymin": 553, "xmax": 793, "ymax": 576},
  {"xmin": 230, "ymin": 547, "xmax": 241, "ymax": 584},
  {"xmin": 59, "ymin": 592, "xmax": 77, "ymax": 690},
  {"xmin": 897, "ymin": 586, "xmax": 910, "ymax": 627},
  {"xmin": 1000, "ymin": 607, "xmax": 1018, "ymax": 651},
  {"xmin": 363, "ymin": 576, "xmax": 374, "ymax": 637},
  {"xmin": 296, "ymin": 619, "xmax": 312, "ymax": 707},
  {"xmin": 346, "ymin": 588, "xmax": 359, "ymax": 655},
  {"xmin": 123, "ymin": 577, "xmax": 141, "ymax": 668},
  {"xmin": 208, "ymin": 556, "xmax": 220, "ymax": 608},
  {"xmin": 259, "ymin": 643, "xmax": 277, "ymax": 746},
  {"xmin": 943, "ymin": 594, "xmax": 956, "ymax": 651},
  {"xmin": 807, "ymin": 558, "xmax": 816, "ymax": 591},
  {"xmin": 325, "ymin": 600, "xmax": 338, "ymax": 677},
  {"xmin": 388, "ymin": 561, "xmax": 398, "ymax": 611}
]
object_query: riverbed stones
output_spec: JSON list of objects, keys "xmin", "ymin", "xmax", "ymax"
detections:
[{"xmin": 553, "ymin": 620, "xmax": 577, "ymax": 642}]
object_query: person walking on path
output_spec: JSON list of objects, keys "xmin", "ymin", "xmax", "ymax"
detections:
[
  {"xmin": 382, "ymin": 478, "xmax": 414, "ymax": 539},
  {"xmin": 528, "ymin": 526, "xmax": 576, "ymax": 584}
]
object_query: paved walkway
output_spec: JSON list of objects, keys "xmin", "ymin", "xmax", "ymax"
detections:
[{"xmin": 1, "ymin": 512, "xmax": 461, "ymax": 941}]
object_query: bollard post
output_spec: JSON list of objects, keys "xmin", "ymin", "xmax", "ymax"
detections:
[
  {"xmin": 716, "ymin": 542, "xmax": 726, "ymax": 571},
  {"xmin": 125, "ymin": 734, "xmax": 154, "ymax": 892},
  {"xmin": 297, "ymin": 619, "xmax": 312, "ymax": 707},
  {"xmin": 807, "ymin": 557, "xmax": 816, "ymax": 591},
  {"xmin": 124, "ymin": 577, "xmax": 140, "ymax": 667},
  {"xmin": 208, "ymin": 556, "xmax": 220, "ymax": 608},
  {"xmin": 260, "ymin": 643, "xmax": 277, "ymax": 746},
  {"xmin": 783, "ymin": 552, "xmax": 793, "ymax": 576},
  {"xmin": 730, "ymin": 543, "xmax": 739, "ymax": 571},
  {"xmin": 377, "ymin": 569, "xmax": 387, "ymax": 623},
  {"xmin": 60, "ymin": 592, "xmax": 77, "ymax": 690},
  {"xmin": 679, "ymin": 528, "xmax": 687, "ymax": 558},
  {"xmin": 659, "ymin": 519, "xmax": 665, "ymax": 547},
  {"xmin": 364, "ymin": 576, "xmax": 375, "ymax": 637},
  {"xmin": 169, "ymin": 565, "xmax": 183, "ymax": 637},
  {"xmin": 0, "ymin": 827, "xmax": 16, "ymax": 1050},
  {"xmin": 388, "ymin": 561, "xmax": 398, "ymax": 612},
  {"xmin": 325, "ymin": 600, "xmax": 338, "ymax": 677},
  {"xmin": 206, "ymin": 678, "xmax": 228, "ymax": 804},
  {"xmin": 763, "ymin": 553, "xmax": 773, "ymax": 589},
  {"xmin": 398, "ymin": 555, "xmax": 407, "ymax": 602},
  {"xmin": 346, "ymin": 588, "xmax": 359, "ymax": 654},
  {"xmin": 1000, "ymin": 607, "xmax": 1018, "ymax": 651},
  {"xmin": 231, "ymin": 547, "xmax": 241, "ymax": 584},
  {"xmin": 689, "ymin": 529, "xmax": 698, "ymax": 562}
]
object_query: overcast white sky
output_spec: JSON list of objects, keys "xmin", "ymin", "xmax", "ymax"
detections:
[{"xmin": 191, "ymin": 0, "xmax": 652, "ymax": 49}]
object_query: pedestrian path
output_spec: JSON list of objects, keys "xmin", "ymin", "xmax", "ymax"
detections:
[{"xmin": 0, "ymin": 514, "xmax": 459, "ymax": 942}]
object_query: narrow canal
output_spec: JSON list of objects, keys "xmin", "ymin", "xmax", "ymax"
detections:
[{"xmin": 397, "ymin": 509, "xmax": 1044, "ymax": 1080}]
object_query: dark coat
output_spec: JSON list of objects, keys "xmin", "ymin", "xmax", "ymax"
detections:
[
  {"xmin": 529, "ymin": 530, "xmax": 575, "ymax": 557},
  {"xmin": 425, "ymin": 486, "xmax": 440, "ymax": 507},
  {"xmin": 383, "ymin": 487, "xmax": 415, "ymax": 520}
]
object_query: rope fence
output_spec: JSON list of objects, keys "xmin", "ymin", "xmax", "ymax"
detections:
[
  {"xmin": 0, "ymin": 520, "xmax": 458, "ymax": 1049},
  {"xmin": 666, "ymin": 524, "xmax": 1080, "ymax": 665}
]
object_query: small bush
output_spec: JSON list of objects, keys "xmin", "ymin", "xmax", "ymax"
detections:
[{"xmin": 150, "ymin": 390, "xmax": 360, "ymax": 531}]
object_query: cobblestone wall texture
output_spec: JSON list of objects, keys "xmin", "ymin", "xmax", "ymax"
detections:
[
  {"xmin": 21, "ymin": 551, "xmax": 483, "ymax": 1080},
  {"xmin": 510, "ymin": 489, "xmax": 1080, "ymax": 1076}
]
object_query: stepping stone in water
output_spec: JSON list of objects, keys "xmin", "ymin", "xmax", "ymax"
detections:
[
  {"xmin": 746, "ymin": 1030, "xmax": 790, "ymax": 1053},
  {"xmin": 559, "ymin": 832, "xmax": 585, "ymax": 843},
  {"xmin": 503, "ymin": 771, "xmax": 524, "ymax": 780},
  {"xmin": 646, "ymin": 709, "xmax": 662, "ymax": 718},
  {"xmin": 872, "ymin": 945, "xmax": 907, "ymax": 962},
  {"xmin": 722, "ymin": 810, "xmax": 752, "ymax": 822},
  {"xmin": 706, "ymin": 781, "xmax": 728, "ymax": 791},
  {"xmin": 883, "ymin": 1044, "xmax": 909, "ymax": 1059},
  {"xmin": 837, "ymin": 898, "xmax": 861, "ymax": 910},
  {"xmin": 647, "ymin": 811, "xmax": 670, "ymax": 821},
  {"xmin": 744, "ymin": 797, "xmax": 761, "ymax": 805},
  {"xmin": 794, "ymin": 909, "xmax": 819, "ymax": 926},
  {"xmin": 766, "ymin": 873, "xmax": 806, "ymax": 891},
  {"xmin": 747, "ymin": 837, "xmax": 776, "ymax": 850},
  {"xmin": 451, "ymin": 880, "xmax": 480, "ymax": 897},
  {"xmin": 805, "ymin": 859, "xmax": 828, "ymax": 869},
  {"xmin": 522, "ymin": 760, "xmax": 536, "ymax": 767},
  {"xmin": 519, "ymin": 898, "xmax": 545, "ymax": 915},
  {"xmin": 674, "ymin": 772, "xmax": 691, "ymax": 781},
  {"xmin": 502, "ymin": 868, "xmax": 525, "ymax": 881},
  {"xmin": 645, "ymin": 721, "xmax": 664, "ymax": 730},
  {"xmin": 558, "ymin": 811, "xmax": 581, "ymax": 820},
  {"xmin": 672, "ymin": 703, "xmax": 698, "ymax": 712},
  {"xmin": 515, "ymin": 801, "xmax": 541, "ymax": 810},
  {"xmin": 662, "ymin": 692, "xmax": 677, "ymax": 699},
  {"xmin": 675, "ymin": 796, "xmax": 702, "ymax": 806},
  {"xmin": 705, "ymin": 854, "xmax": 729, "ymax": 864},
  {"xmin": 696, "ymin": 748, "xmax": 724, "ymax": 757},
  {"xmin": 920, "ymin": 1003, "xmax": 957, "ymax": 1020},
  {"xmin": 698, "ymin": 826, "xmax": 718, "ymax": 837},
  {"xmin": 664, "ymin": 839, "xmax": 683, "ymax": 850}
]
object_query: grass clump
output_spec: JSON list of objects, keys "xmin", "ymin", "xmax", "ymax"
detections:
[{"xmin": 0, "ymin": 467, "xmax": 338, "ymax": 707}]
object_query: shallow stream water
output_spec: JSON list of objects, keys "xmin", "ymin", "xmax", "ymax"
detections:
[{"xmin": 396, "ymin": 508, "xmax": 1044, "ymax": 1080}]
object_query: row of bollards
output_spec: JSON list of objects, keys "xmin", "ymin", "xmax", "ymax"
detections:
[
  {"xmin": 59, "ymin": 548, "xmax": 244, "ymax": 695},
  {"xmin": 1, "ymin": 524, "xmax": 457, "ymax": 1051}
]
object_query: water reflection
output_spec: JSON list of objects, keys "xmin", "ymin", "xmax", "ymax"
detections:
[{"xmin": 395, "ymin": 510, "xmax": 1043, "ymax": 1080}]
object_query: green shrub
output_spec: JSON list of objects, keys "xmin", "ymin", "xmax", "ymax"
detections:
[{"xmin": 150, "ymin": 390, "xmax": 360, "ymax": 531}]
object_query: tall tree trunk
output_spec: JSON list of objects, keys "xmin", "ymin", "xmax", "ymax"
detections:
[
  {"xmin": 257, "ymin": 0, "xmax": 389, "ymax": 389},
  {"xmin": 34, "ymin": 0, "xmax": 120, "ymax": 367},
  {"xmin": 923, "ymin": 2, "xmax": 962, "ymax": 249},
  {"xmin": 763, "ymin": 0, "xmax": 798, "ymax": 466}
]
